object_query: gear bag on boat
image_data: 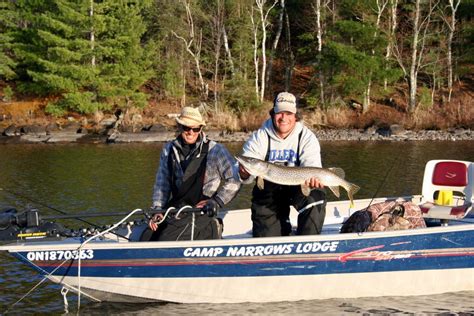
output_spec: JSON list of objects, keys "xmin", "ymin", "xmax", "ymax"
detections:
[{"xmin": 340, "ymin": 200, "xmax": 426, "ymax": 233}]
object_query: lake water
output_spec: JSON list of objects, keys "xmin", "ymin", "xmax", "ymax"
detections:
[{"xmin": 0, "ymin": 141, "xmax": 473, "ymax": 314}]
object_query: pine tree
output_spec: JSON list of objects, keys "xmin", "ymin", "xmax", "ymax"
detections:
[
  {"xmin": 89, "ymin": 0, "xmax": 154, "ymax": 111},
  {"xmin": 0, "ymin": 0, "xmax": 18, "ymax": 80},
  {"xmin": 318, "ymin": 1, "xmax": 402, "ymax": 108},
  {"xmin": 13, "ymin": 0, "xmax": 154, "ymax": 115}
]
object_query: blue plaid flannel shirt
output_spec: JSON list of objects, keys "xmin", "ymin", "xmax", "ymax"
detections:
[{"xmin": 152, "ymin": 135, "xmax": 241, "ymax": 209}]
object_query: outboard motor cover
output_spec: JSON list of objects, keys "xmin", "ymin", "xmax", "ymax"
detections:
[
  {"xmin": 0, "ymin": 208, "xmax": 67, "ymax": 242},
  {"xmin": 0, "ymin": 208, "xmax": 20, "ymax": 241}
]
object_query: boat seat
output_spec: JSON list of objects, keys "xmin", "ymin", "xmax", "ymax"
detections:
[
  {"xmin": 420, "ymin": 202, "xmax": 473, "ymax": 220},
  {"xmin": 419, "ymin": 160, "xmax": 474, "ymax": 220}
]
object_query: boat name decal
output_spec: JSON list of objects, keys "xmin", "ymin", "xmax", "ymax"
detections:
[
  {"xmin": 183, "ymin": 241, "xmax": 339, "ymax": 257},
  {"xmin": 26, "ymin": 249, "xmax": 94, "ymax": 261}
]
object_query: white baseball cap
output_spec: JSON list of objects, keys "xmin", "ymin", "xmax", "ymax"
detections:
[{"xmin": 274, "ymin": 92, "xmax": 297, "ymax": 114}]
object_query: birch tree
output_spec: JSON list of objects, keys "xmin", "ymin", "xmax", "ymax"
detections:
[
  {"xmin": 384, "ymin": 0, "xmax": 398, "ymax": 90},
  {"xmin": 222, "ymin": 25, "xmax": 235, "ymax": 77},
  {"xmin": 363, "ymin": 0, "xmax": 389, "ymax": 112},
  {"xmin": 393, "ymin": 0, "xmax": 439, "ymax": 113},
  {"xmin": 172, "ymin": 0, "xmax": 208, "ymax": 100},
  {"xmin": 312, "ymin": 0, "xmax": 331, "ymax": 106},
  {"xmin": 207, "ymin": 0, "xmax": 225, "ymax": 111},
  {"xmin": 283, "ymin": 9, "xmax": 294, "ymax": 91},
  {"xmin": 265, "ymin": 0, "xmax": 285, "ymax": 95},
  {"xmin": 251, "ymin": 0, "xmax": 278, "ymax": 103},
  {"xmin": 441, "ymin": 0, "xmax": 461, "ymax": 102}
]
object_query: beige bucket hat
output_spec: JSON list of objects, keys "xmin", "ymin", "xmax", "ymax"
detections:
[{"xmin": 175, "ymin": 106, "xmax": 206, "ymax": 127}]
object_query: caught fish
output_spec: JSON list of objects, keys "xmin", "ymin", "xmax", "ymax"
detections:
[{"xmin": 236, "ymin": 155, "xmax": 360, "ymax": 204}]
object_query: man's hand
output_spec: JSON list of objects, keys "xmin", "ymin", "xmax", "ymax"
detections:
[
  {"xmin": 196, "ymin": 199, "xmax": 220, "ymax": 217},
  {"xmin": 305, "ymin": 177, "xmax": 324, "ymax": 189},
  {"xmin": 148, "ymin": 213, "xmax": 164, "ymax": 231},
  {"xmin": 239, "ymin": 163, "xmax": 250, "ymax": 180}
]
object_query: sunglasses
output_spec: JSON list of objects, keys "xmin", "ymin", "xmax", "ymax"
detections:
[{"xmin": 180, "ymin": 125, "xmax": 202, "ymax": 133}]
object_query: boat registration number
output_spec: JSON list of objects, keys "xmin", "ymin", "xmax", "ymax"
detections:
[{"xmin": 26, "ymin": 249, "xmax": 94, "ymax": 261}]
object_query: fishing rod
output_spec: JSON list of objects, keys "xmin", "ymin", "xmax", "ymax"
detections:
[
  {"xmin": 0, "ymin": 186, "xmax": 135, "ymax": 241},
  {"xmin": 0, "ymin": 186, "xmax": 109, "ymax": 228},
  {"xmin": 1, "ymin": 207, "xmax": 207, "ymax": 226},
  {"xmin": 40, "ymin": 208, "xmax": 205, "ymax": 220},
  {"xmin": 365, "ymin": 153, "xmax": 401, "ymax": 210}
]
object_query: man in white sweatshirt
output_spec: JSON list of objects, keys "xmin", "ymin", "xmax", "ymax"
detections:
[{"xmin": 239, "ymin": 92, "xmax": 326, "ymax": 237}]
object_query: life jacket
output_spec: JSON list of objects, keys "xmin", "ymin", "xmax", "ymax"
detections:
[{"xmin": 167, "ymin": 139, "xmax": 210, "ymax": 208}]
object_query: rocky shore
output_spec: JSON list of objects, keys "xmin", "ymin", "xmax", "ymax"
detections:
[{"xmin": 0, "ymin": 122, "xmax": 473, "ymax": 144}]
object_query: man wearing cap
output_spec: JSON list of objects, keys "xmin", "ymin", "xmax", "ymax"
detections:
[
  {"xmin": 239, "ymin": 92, "xmax": 326, "ymax": 237},
  {"xmin": 146, "ymin": 106, "xmax": 241, "ymax": 241}
]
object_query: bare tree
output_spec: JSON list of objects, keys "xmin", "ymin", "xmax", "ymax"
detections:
[
  {"xmin": 210, "ymin": 0, "xmax": 225, "ymax": 111},
  {"xmin": 283, "ymin": 10, "xmax": 294, "ymax": 91},
  {"xmin": 312, "ymin": 0, "xmax": 331, "ymax": 107},
  {"xmin": 251, "ymin": 0, "xmax": 278, "ymax": 103},
  {"xmin": 222, "ymin": 25, "xmax": 235, "ymax": 77},
  {"xmin": 172, "ymin": 0, "xmax": 208, "ymax": 100},
  {"xmin": 393, "ymin": 0, "xmax": 439, "ymax": 112},
  {"xmin": 90, "ymin": 0, "xmax": 95, "ymax": 67},
  {"xmin": 384, "ymin": 0, "xmax": 399, "ymax": 90},
  {"xmin": 265, "ymin": 0, "xmax": 285, "ymax": 96},
  {"xmin": 363, "ymin": 0, "xmax": 389, "ymax": 113},
  {"xmin": 250, "ymin": 6, "xmax": 260, "ymax": 98},
  {"xmin": 441, "ymin": 0, "xmax": 461, "ymax": 102}
]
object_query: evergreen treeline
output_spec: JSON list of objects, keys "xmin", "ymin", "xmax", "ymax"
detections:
[{"xmin": 1, "ymin": 0, "xmax": 473, "ymax": 116}]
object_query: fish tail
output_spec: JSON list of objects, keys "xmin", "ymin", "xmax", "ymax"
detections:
[{"xmin": 347, "ymin": 183, "xmax": 361, "ymax": 207}]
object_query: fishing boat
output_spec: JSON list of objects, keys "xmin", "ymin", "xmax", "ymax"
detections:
[{"xmin": 0, "ymin": 159, "xmax": 473, "ymax": 304}]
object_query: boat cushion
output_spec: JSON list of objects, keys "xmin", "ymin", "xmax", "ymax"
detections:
[
  {"xmin": 432, "ymin": 161, "xmax": 468, "ymax": 186},
  {"xmin": 420, "ymin": 202, "xmax": 473, "ymax": 219}
]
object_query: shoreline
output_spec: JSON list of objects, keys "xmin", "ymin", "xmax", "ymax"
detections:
[{"xmin": 0, "ymin": 127, "xmax": 473, "ymax": 144}]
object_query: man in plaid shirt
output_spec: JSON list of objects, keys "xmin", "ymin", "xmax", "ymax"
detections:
[{"xmin": 146, "ymin": 107, "xmax": 241, "ymax": 241}]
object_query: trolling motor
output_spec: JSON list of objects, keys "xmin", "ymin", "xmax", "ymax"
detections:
[{"xmin": 0, "ymin": 208, "xmax": 66, "ymax": 242}]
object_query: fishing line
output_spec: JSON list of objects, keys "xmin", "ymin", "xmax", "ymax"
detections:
[
  {"xmin": 0, "ymin": 186, "xmax": 131, "ymax": 241},
  {"xmin": 2, "ymin": 205, "xmax": 196, "ymax": 314},
  {"xmin": 3, "ymin": 207, "xmax": 148, "ymax": 314},
  {"xmin": 0, "ymin": 186, "xmax": 98, "ymax": 226},
  {"xmin": 365, "ymin": 152, "xmax": 401, "ymax": 210},
  {"xmin": 76, "ymin": 208, "xmax": 144, "ymax": 310},
  {"xmin": 2, "ymin": 250, "xmax": 98, "ymax": 315}
]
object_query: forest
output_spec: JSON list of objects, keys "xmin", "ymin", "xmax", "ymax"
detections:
[{"xmin": 0, "ymin": 0, "xmax": 473, "ymax": 131}]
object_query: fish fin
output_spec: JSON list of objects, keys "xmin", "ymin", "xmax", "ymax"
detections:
[
  {"xmin": 300, "ymin": 185, "xmax": 311, "ymax": 196},
  {"xmin": 328, "ymin": 167, "xmax": 345, "ymax": 179},
  {"xmin": 347, "ymin": 183, "xmax": 361, "ymax": 207},
  {"xmin": 257, "ymin": 177, "xmax": 264, "ymax": 190},
  {"xmin": 328, "ymin": 186, "xmax": 340, "ymax": 198}
]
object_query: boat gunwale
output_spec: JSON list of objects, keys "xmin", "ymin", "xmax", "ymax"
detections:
[
  {"xmin": 1, "ymin": 194, "xmax": 473, "ymax": 252},
  {"xmin": 1, "ymin": 221, "xmax": 473, "ymax": 253}
]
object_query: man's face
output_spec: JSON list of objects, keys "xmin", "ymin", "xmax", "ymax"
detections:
[
  {"xmin": 179, "ymin": 124, "xmax": 202, "ymax": 144},
  {"xmin": 273, "ymin": 111, "xmax": 296, "ymax": 138}
]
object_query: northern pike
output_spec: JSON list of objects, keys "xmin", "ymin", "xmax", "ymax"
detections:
[{"xmin": 236, "ymin": 155, "xmax": 360, "ymax": 204}]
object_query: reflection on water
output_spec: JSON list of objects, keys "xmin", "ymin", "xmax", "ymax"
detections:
[{"xmin": 0, "ymin": 141, "xmax": 473, "ymax": 313}]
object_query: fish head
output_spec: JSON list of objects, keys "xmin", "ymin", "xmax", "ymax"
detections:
[{"xmin": 235, "ymin": 155, "xmax": 269, "ymax": 176}]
